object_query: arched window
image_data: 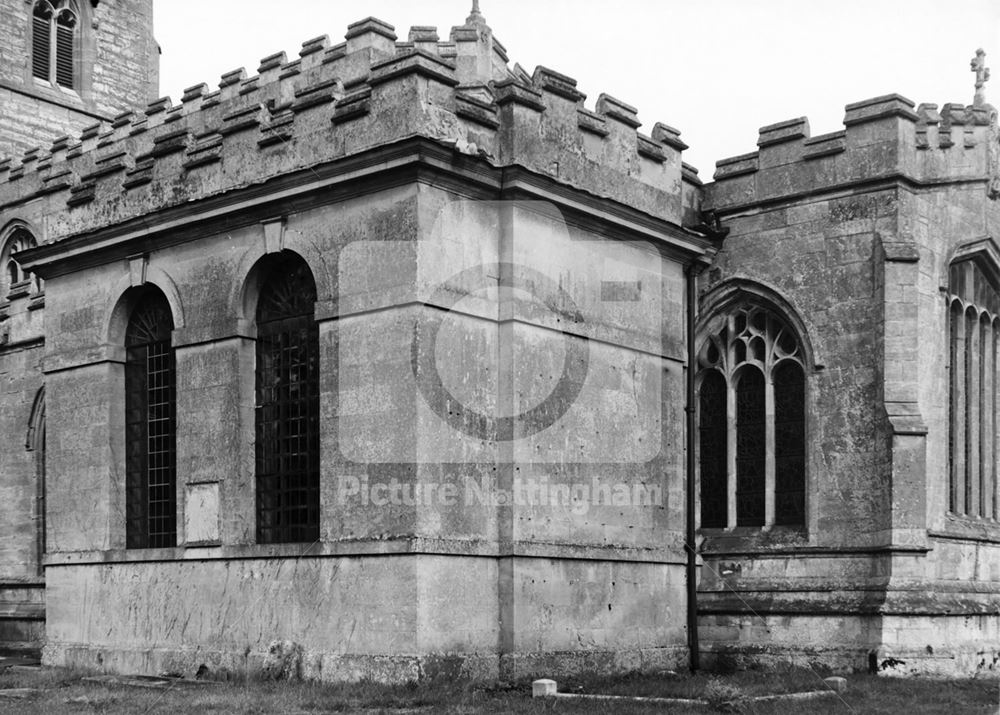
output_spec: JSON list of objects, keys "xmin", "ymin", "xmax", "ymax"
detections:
[
  {"xmin": 32, "ymin": 1, "xmax": 78, "ymax": 90},
  {"xmin": 1, "ymin": 227, "xmax": 37, "ymax": 299},
  {"xmin": 947, "ymin": 258, "xmax": 999, "ymax": 519},
  {"xmin": 254, "ymin": 253, "xmax": 319, "ymax": 544},
  {"xmin": 125, "ymin": 289, "xmax": 176, "ymax": 549},
  {"xmin": 697, "ymin": 304, "xmax": 806, "ymax": 529}
]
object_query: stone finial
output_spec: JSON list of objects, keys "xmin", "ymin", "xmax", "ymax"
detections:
[
  {"xmin": 467, "ymin": 0, "xmax": 486, "ymax": 25},
  {"xmin": 972, "ymin": 48, "xmax": 990, "ymax": 106}
]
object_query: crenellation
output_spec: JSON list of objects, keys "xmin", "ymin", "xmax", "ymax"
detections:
[
  {"xmin": 577, "ymin": 108, "xmax": 609, "ymax": 137},
  {"xmin": 757, "ymin": 117, "xmax": 809, "ymax": 147},
  {"xmin": 144, "ymin": 96, "xmax": 171, "ymax": 118},
  {"xmin": 345, "ymin": 17, "xmax": 397, "ymax": 61},
  {"xmin": 532, "ymin": 66, "xmax": 586, "ymax": 103},
  {"xmin": 181, "ymin": 84, "xmax": 207, "ymax": 106},
  {"xmin": 200, "ymin": 90, "xmax": 221, "ymax": 110},
  {"xmin": 652, "ymin": 123, "xmax": 688, "ymax": 152},
  {"xmin": 494, "ymin": 78, "xmax": 545, "ymax": 112},
  {"xmin": 368, "ymin": 50, "xmax": 458, "ymax": 89},
  {"xmin": 182, "ymin": 132, "xmax": 223, "ymax": 171},
  {"xmin": 323, "ymin": 43, "xmax": 347, "ymax": 66},
  {"xmin": 257, "ymin": 52, "xmax": 286, "ymax": 78},
  {"xmin": 596, "ymin": 94, "xmax": 641, "ymax": 129},
  {"xmin": 408, "ymin": 26, "xmax": 439, "ymax": 53},
  {"xmin": 39, "ymin": 167, "xmax": 72, "ymax": 196},
  {"xmin": 711, "ymin": 90, "xmax": 998, "ymax": 209},
  {"xmin": 636, "ymin": 134, "xmax": 665, "ymax": 163},
  {"xmin": 332, "ymin": 85, "xmax": 372, "ymax": 125},
  {"xmin": 0, "ymin": 14, "xmax": 694, "ymax": 247},
  {"xmin": 279, "ymin": 58, "xmax": 301, "ymax": 82},
  {"xmin": 802, "ymin": 130, "xmax": 846, "ymax": 160},
  {"xmin": 239, "ymin": 77, "xmax": 260, "ymax": 97},
  {"xmin": 258, "ymin": 105, "xmax": 295, "ymax": 149},
  {"xmin": 299, "ymin": 36, "xmax": 330, "ymax": 71},
  {"xmin": 292, "ymin": 77, "xmax": 343, "ymax": 114},
  {"xmin": 218, "ymin": 68, "xmax": 247, "ymax": 103},
  {"xmin": 220, "ymin": 105, "xmax": 262, "ymax": 137},
  {"xmin": 438, "ymin": 42, "xmax": 457, "ymax": 60},
  {"xmin": 455, "ymin": 93, "xmax": 499, "ymax": 130}
]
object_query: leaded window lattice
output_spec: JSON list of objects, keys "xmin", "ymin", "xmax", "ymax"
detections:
[
  {"xmin": 947, "ymin": 259, "xmax": 999, "ymax": 519},
  {"xmin": 698, "ymin": 370, "xmax": 728, "ymax": 528},
  {"xmin": 125, "ymin": 291, "xmax": 176, "ymax": 549},
  {"xmin": 697, "ymin": 304, "xmax": 807, "ymax": 529},
  {"xmin": 255, "ymin": 255, "xmax": 320, "ymax": 544}
]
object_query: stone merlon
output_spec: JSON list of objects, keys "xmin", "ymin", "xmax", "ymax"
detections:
[
  {"xmin": 0, "ymin": 16, "xmax": 699, "ymax": 243},
  {"xmin": 709, "ymin": 92, "xmax": 999, "ymax": 209}
]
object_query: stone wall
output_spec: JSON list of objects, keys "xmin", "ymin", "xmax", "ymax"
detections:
[{"xmin": 700, "ymin": 94, "xmax": 1000, "ymax": 675}]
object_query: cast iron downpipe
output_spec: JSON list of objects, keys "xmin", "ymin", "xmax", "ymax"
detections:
[{"xmin": 685, "ymin": 263, "xmax": 700, "ymax": 671}]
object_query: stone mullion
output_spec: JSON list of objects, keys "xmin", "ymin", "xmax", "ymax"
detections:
[{"xmin": 764, "ymin": 372, "xmax": 775, "ymax": 527}]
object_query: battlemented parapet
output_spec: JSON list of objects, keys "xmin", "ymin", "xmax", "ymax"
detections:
[
  {"xmin": 709, "ymin": 93, "xmax": 998, "ymax": 210},
  {"xmin": 697, "ymin": 69, "xmax": 1000, "ymax": 674},
  {"xmin": 0, "ymin": 14, "xmax": 700, "ymax": 245}
]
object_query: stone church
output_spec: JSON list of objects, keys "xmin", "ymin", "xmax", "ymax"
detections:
[{"xmin": 0, "ymin": 0, "xmax": 997, "ymax": 681}]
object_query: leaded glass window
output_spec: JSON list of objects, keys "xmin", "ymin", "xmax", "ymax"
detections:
[
  {"xmin": 125, "ymin": 290, "xmax": 176, "ymax": 549},
  {"xmin": 697, "ymin": 304, "xmax": 807, "ymax": 529},
  {"xmin": 698, "ymin": 370, "xmax": 728, "ymax": 528},
  {"xmin": 255, "ymin": 254, "xmax": 320, "ymax": 544},
  {"xmin": 947, "ymin": 259, "xmax": 999, "ymax": 519}
]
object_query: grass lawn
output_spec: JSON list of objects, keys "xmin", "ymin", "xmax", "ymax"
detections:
[{"xmin": 0, "ymin": 665, "xmax": 995, "ymax": 713}]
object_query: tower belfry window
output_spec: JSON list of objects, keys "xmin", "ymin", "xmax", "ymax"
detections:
[{"xmin": 32, "ymin": 1, "xmax": 78, "ymax": 90}]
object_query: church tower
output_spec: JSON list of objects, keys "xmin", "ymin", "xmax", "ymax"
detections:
[{"xmin": 0, "ymin": 0, "xmax": 159, "ymax": 161}]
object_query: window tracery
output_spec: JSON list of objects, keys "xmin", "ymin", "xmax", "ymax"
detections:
[{"xmin": 698, "ymin": 304, "xmax": 806, "ymax": 529}]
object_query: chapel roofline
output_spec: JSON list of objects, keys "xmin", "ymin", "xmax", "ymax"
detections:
[{"xmin": 0, "ymin": 12, "xmax": 698, "ymax": 244}]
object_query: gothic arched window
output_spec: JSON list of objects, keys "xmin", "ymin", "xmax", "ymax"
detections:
[
  {"xmin": 254, "ymin": 253, "xmax": 320, "ymax": 544},
  {"xmin": 947, "ymin": 258, "xmax": 999, "ymax": 519},
  {"xmin": 2, "ymin": 227, "xmax": 38, "ymax": 298},
  {"xmin": 32, "ymin": 1, "xmax": 78, "ymax": 90},
  {"xmin": 698, "ymin": 305, "xmax": 806, "ymax": 529},
  {"xmin": 125, "ymin": 289, "xmax": 176, "ymax": 549}
]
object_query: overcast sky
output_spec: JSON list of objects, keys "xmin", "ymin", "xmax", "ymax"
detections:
[{"xmin": 155, "ymin": 1, "xmax": 1000, "ymax": 179}]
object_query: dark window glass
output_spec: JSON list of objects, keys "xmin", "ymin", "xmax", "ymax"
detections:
[
  {"xmin": 773, "ymin": 361, "xmax": 805, "ymax": 525},
  {"xmin": 699, "ymin": 370, "xmax": 728, "ymax": 528},
  {"xmin": 255, "ymin": 255, "xmax": 319, "ymax": 544},
  {"xmin": 125, "ymin": 292, "xmax": 176, "ymax": 549},
  {"xmin": 735, "ymin": 369, "xmax": 765, "ymax": 526}
]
